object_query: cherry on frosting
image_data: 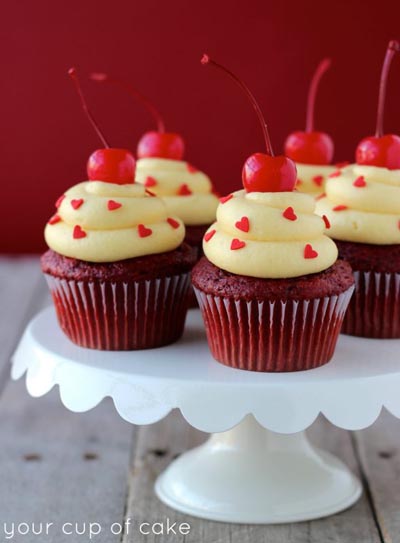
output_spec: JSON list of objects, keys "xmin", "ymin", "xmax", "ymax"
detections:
[
  {"xmin": 284, "ymin": 58, "xmax": 333, "ymax": 165},
  {"xmin": 68, "ymin": 68, "xmax": 136, "ymax": 184},
  {"xmin": 356, "ymin": 41, "xmax": 400, "ymax": 170},
  {"xmin": 90, "ymin": 72, "xmax": 185, "ymax": 160},
  {"xmin": 201, "ymin": 54, "xmax": 296, "ymax": 193}
]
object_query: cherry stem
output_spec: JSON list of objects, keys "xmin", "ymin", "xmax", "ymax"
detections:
[
  {"xmin": 68, "ymin": 68, "xmax": 110, "ymax": 148},
  {"xmin": 201, "ymin": 54, "xmax": 274, "ymax": 156},
  {"xmin": 375, "ymin": 40, "xmax": 400, "ymax": 137},
  {"xmin": 90, "ymin": 73, "xmax": 166, "ymax": 133},
  {"xmin": 306, "ymin": 58, "xmax": 331, "ymax": 133}
]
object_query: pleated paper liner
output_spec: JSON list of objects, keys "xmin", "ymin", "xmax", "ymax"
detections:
[
  {"xmin": 45, "ymin": 273, "xmax": 191, "ymax": 350},
  {"xmin": 194, "ymin": 286, "xmax": 354, "ymax": 372},
  {"xmin": 341, "ymin": 270, "xmax": 400, "ymax": 338}
]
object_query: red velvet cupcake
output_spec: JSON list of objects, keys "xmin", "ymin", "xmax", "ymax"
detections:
[
  {"xmin": 192, "ymin": 189, "xmax": 354, "ymax": 372},
  {"xmin": 41, "ymin": 69, "xmax": 195, "ymax": 350},
  {"xmin": 316, "ymin": 41, "xmax": 400, "ymax": 338},
  {"xmin": 192, "ymin": 55, "xmax": 354, "ymax": 372}
]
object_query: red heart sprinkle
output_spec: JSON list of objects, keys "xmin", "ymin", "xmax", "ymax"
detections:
[
  {"xmin": 73, "ymin": 225, "xmax": 86, "ymax": 239},
  {"xmin": 48, "ymin": 214, "xmax": 61, "ymax": 225},
  {"xmin": 282, "ymin": 206, "xmax": 297, "ymax": 221},
  {"xmin": 304, "ymin": 244, "xmax": 318, "ymax": 259},
  {"xmin": 333, "ymin": 205, "xmax": 348, "ymax": 211},
  {"xmin": 178, "ymin": 184, "xmax": 192, "ymax": 196},
  {"xmin": 187, "ymin": 163, "xmax": 198, "ymax": 173},
  {"xmin": 235, "ymin": 216, "xmax": 250, "ymax": 232},
  {"xmin": 329, "ymin": 171, "xmax": 341, "ymax": 178},
  {"xmin": 313, "ymin": 175, "xmax": 324, "ymax": 187},
  {"xmin": 220, "ymin": 194, "xmax": 233, "ymax": 204},
  {"xmin": 231, "ymin": 238, "xmax": 246, "ymax": 250},
  {"xmin": 138, "ymin": 224, "xmax": 152, "ymax": 238},
  {"xmin": 322, "ymin": 215, "xmax": 331, "ymax": 229},
  {"xmin": 204, "ymin": 229, "xmax": 216, "ymax": 242},
  {"xmin": 316, "ymin": 192, "xmax": 327, "ymax": 201},
  {"xmin": 55, "ymin": 194, "xmax": 65, "ymax": 208},
  {"xmin": 335, "ymin": 161, "xmax": 350, "ymax": 168},
  {"xmin": 353, "ymin": 176, "xmax": 366, "ymax": 188},
  {"xmin": 145, "ymin": 176, "xmax": 157, "ymax": 187},
  {"xmin": 296, "ymin": 178, "xmax": 303, "ymax": 185},
  {"xmin": 167, "ymin": 217, "xmax": 180, "ymax": 229},
  {"xmin": 71, "ymin": 198, "xmax": 84, "ymax": 210},
  {"xmin": 107, "ymin": 200, "xmax": 122, "ymax": 211}
]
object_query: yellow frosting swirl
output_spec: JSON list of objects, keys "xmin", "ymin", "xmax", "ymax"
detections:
[
  {"xmin": 136, "ymin": 158, "xmax": 218, "ymax": 226},
  {"xmin": 45, "ymin": 181, "xmax": 185, "ymax": 262},
  {"xmin": 203, "ymin": 190, "xmax": 337, "ymax": 279},
  {"xmin": 315, "ymin": 164, "xmax": 400, "ymax": 244},
  {"xmin": 296, "ymin": 163, "xmax": 337, "ymax": 195}
]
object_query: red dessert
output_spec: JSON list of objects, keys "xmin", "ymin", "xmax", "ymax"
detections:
[
  {"xmin": 192, "ymin": 258, "xmax": 353, "ymax": 371},
  {"xmin": 42, "ymin": 68, "xmax": 192, "ymax": 350},
  {"xmin": 194, "ymin": 54, "xmax": 354, "ymax": 372},
  {"xmin": 90, "ymin": 72, "xmax": 217, "ymax": 253},
  {"xmin": 317, "ymin": 40, "xmax": 400, "ymax": 338}
]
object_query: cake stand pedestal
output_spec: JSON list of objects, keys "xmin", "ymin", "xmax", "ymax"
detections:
[{"xmin": 12, "ymin": 307, "xmax": 400, "ymax": 524}]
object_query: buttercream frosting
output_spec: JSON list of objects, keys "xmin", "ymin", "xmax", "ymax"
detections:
[
  {"xmin": 203, "ymin": 189, "xmax": 337, "ymax": 278},
  {"xmin": 315, "ymin": 164, "xmax": 400, "ymax": 244},
  {"xmin": 45, "ymin": 181, "xmax": 185, "ymax": 262},
  {"xmin": 296, "ymin": 163, "xmax": 337, "ymax": 195},
  {"xmin": 136, "ymin": 158, "xmax": 218, "ymax": 225}
]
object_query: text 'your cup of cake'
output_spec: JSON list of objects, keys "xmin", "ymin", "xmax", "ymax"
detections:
[{"xmin": 192, "ymin": 55, "xmax": 355, "ymax": 372}]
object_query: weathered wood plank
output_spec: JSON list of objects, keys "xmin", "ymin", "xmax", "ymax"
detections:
[
  {"xmin": 353, "ymin": 409, "xmax": 400, "ymax": 543},
  {"xmin": 0, "ymin": 384, "xmax": 135, "ymax": 543},
  {"xmin": 0, "ymin": 256, "xmax": 136, "ymax": 543},
  {"xmin": 123, "ymin": 412, "xmax": 381, "ymax": 543},
  {"xmin": 0, "ymin": 256, "xmax": 49, "ymax": 392}
]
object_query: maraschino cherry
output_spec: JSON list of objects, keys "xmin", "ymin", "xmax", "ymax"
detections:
[
  {"xmin": 201, "ymin": 54, "xmax": 297, "ymax": 192},
  {"xmin": 68, "ymin": 67, "xmax": 136, "ymax": 184},
  {"xmin": 90, "ymin": 72, "xmax": 184, "ymax": 160},
  {"xmin": 356, "ymin": 40, "xmax": 400, "ymax": 170},
  {"xmin": 285, "ymin": 58, "xmax": 333, "ymax": 165}
]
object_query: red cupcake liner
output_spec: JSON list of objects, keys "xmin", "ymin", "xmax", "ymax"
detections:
[
  {"xmin": 194, "ymin": 287, "xmax": 354, "ymax": 372},
  {"xmin": 341, "ymin": 270, "xmax": 400, "ymax": 338},
  {"xmin": 45, "ymin": 273, "xmax": 191, "ymax": 350}
]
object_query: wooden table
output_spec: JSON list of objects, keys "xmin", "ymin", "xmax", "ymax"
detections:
[{"xmin": 0, "ymin": 256, "xmax": 399, "ymax": 543}]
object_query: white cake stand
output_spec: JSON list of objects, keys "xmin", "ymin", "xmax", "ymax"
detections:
[{"xmin": 11, "ymin": 307, "xmax": 400, "ymax": 524}]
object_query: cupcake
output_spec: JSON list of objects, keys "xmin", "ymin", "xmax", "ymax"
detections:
[
  {"xmin": 41, "ymin": 68, "xmax": 196, "ymax": 350},
  {"xmin": 284, "ymin": 58, "xmax": 338, "ymax": 196},
  {"xmin": 192, "ymin": 55, "xmax": 354, "ymax": 372},
  {"xmin": 135, "ymin": 157, "xmax": 218, "ymax": 256},
  {"xmin": 315, "ymin": 41, "xmax": 400, "ymax": 338},
  {"xmin": 90, "ymin": 72, "xmax": 219, "ymax": 257}
]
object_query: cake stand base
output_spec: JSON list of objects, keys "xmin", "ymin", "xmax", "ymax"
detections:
[{"xmin": 155, "ymin": 415, "xmax": 362, "ymax": 524}]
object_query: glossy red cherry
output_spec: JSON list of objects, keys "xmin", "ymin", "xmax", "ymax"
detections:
[
  {"xmin": 356, "ymin": 41, "xmax": 400, "ymax": 170},
  {"xmin": 356, "ymin": 134, "xmax": 400, "ymax": 169},
  {"xmin": 69, "ymin": 68, "xmax": 136, "ymax": 184},
  {"xmin": 201, "ymin": 54, "xmax": 297, "ymax": 193},
  {"xmin": 137, "ymin": 131, "xmax": 185, "ymax": 159},
  {"xmin": 242, "ymin": 153, "xmax": 297, "ymax": 192},
  {"xmin": 87, "ymin": 149, "xmax": 136, "ymax": 184},
  {"xmin": 90, "ymin": 72, "xmax": 185, "ymax": 160},
  {"xmin": 285, "ymin": 131, "xmax": 333, "ymax": 165},
  {"xmin": 285, "ymin": 58, "xmax": 333, "ymax": 165}
]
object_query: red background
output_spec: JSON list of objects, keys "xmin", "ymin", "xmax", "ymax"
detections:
[{"xmin": 2, "ymin": 0, "xmax": 400, "ymax": 253}]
